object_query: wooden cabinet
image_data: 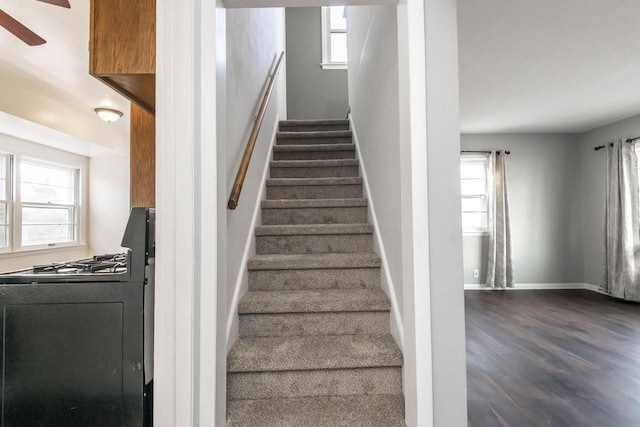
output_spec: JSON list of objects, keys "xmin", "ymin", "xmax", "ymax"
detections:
[
  {"xmin": 130, "ymin": 104, "xmax": 155, "ymax": 208},
  {"xmin": 89, "ymin": 0, "xmax": 156, "ymax": 114}
]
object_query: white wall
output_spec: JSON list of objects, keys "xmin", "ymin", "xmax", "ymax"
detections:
[
  {"xmin": 346, "ymin": 5, "xmax": 403, "ymax": 345},
  {"xmin": 89, "ymin": 155, "xmax": 130, "ymax": 255},
  {"xmin": 461, "ymin": 133, "xmax": 584, "ymax": 285},
  {"xmin": 578, "ymin": 113, "xmax": 640, "ymax": 286},
  {"xmin": 224, "ymin": 7, "xmax": 287, "ymax": 347},
  {"xmin": 421, "ymin": 0, "xmax": 467, "ymax": 424},
  {"xmin": 215, "ymin": 7, "xmax": 229, "ymax": 427}
]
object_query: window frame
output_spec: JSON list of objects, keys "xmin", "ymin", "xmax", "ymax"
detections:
[
  {"xmin": 0, "ymin": 152, "xmax": 12, "ymax": 254},
  {"xmin": 460, "ymin": 153, "xmax": 492, "ymax": 235},
  {"xmin": 0, "ymin": 145, "xmax": 87, "ymax": 256},
  {"xmin": 321, "ymin": 6, "xmax": 348, "ymax": 70},
  {"xmin": 16, "ymin": 156, "xmax": 80, "ymax": 250}
]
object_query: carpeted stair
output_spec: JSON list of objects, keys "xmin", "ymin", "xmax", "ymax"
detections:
[{"xmin": 226, "ymin": 119, "xmax": 405, "ymax": 426}]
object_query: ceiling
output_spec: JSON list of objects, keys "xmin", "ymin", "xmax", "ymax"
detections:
[
  {"xmin": 2, "ymin": 0, "xmax": 639, "ymax": 137},
  {"xmin": 0, "ymin": 0, "xmax": 129, "ymax": 153},
  {"xmin": 457, "ymin": 0, "xmax": 640, "ymax": 134}
]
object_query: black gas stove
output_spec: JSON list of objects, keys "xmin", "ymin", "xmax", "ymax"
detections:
[
  {"xmin": 0, "ymin": 207, "xmax": 154, "ymax": 427},
  {"xmin": 1, "ymin": 207, "xmax": 153, "ymax": 284},
  {"xmin": 1, "ymin": 252, "xmax": 128, "ymax": 282},
  {"xmin": 34, "ymin": 253, "xmax": 128, "ymax": 273}
]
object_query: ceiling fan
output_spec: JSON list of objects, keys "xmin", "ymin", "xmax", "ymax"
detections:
[{"xmin": 0, "ymin": 0, "xmax": 71, "ymax": 46}]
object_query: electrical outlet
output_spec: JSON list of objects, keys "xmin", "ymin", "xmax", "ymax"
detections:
[{"xmin": 473, "ymin": 269, "xmax": 479, "ymax": 278}]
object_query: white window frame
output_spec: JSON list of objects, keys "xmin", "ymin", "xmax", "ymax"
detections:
[
  {"xmin": 16, "ymin": 156, "xmax": 80, "ymax": 250},
  {"xmin": 0, "ymin": 152, "xmax": 12, "ymax": 254},
  {"xmin": 460, "ymin": 153, "xmax": 492, "ymax": 236},
  {"xmin": 0, "ymin": 142, "xmax": 87, "ymax": 256},
  {"xmin": 321, "ymin": 6, "xmax": 348, "ymax": 70}
]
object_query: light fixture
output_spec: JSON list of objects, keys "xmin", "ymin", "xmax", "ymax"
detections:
[{"xmin": 95, "ymin": 107, "xmax": 123, "ymax": 124}]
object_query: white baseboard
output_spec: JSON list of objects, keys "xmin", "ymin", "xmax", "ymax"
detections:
[
  {"xmin": 583, "ymin": 283, "xmax": 606, "ymax": 294},
  {"xmin": 465, "ymin": 282, "xmax": 601, "ymax": 291},
  {"xmin": 225, "ymin": 115, "xmax": 280, "ymax": 350},
  {"xmin": 350, "ymin": 115, "xmax": 404, "ymax": 352}
]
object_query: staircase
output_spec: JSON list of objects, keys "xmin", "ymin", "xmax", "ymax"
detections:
[{"xmin": 226, "ymin": 119, "xmax": 405, "ymax": 426}]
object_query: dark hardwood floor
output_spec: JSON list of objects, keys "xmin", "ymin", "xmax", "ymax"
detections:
[{"xmin": 466, "ymin": 290, "xmax": 640, "ymax": 427}]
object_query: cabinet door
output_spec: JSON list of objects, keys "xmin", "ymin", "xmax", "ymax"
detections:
[
  {"xmin": 89, "ymin": 0, "xmax": 156, "ymax": 113},
  {"xmin": 3, "ymin": 303, "xmax": 123, "ymax": 426},
  {"xmin": 0, "ymin": 282, "xmax": 144, "ymax": 427},
  {"xmin": 89, "ymin": 0, "xmax": 155, "ymax": 75}
]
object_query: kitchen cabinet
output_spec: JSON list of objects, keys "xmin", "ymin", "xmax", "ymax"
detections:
[{"xmin": 89, "ymin": 0, "xmax": 156, "ymax": 114}]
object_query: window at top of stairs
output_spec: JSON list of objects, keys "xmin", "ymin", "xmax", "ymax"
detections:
[{"xmin": 321, "ymin": 6, "xmax": 348, "ymax": 70}]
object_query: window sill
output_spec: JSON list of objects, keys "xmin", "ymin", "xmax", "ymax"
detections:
[
  {"xmin": 321, "ymin": 62, "xmax": 347, "ymax": 70},
  {"xmin": 463, "ymin": 231, "xmax": 490, "ymax": 237},
  {"xmin": 0, "ymin": 243, "xmax": 88, "ymax": 260}
]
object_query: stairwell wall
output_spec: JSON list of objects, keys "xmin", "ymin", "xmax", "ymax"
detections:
[
  {"xmin": 346, "ymin": 6, "xmax": 403, "ymax": 344},
  {"xmin": 285, "ymin": 8, "xmax": 349, "ymax": 119},
  {"xmin": 225, "ymin": 8, "xmax": 287, "ymax": 348}
]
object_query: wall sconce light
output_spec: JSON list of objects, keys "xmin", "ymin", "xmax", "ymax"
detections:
[{"xmin": 95, "ymin": 107, "xmax": 123, "ymax": 124}]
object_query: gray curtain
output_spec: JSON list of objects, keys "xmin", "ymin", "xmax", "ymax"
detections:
[
  {"xmin": 604, "ymin": 140, "xmax": 640, "ymax": 301},
  {"xmin": 486, "ymin": 152, "xmax": 514, "ymax": 288}
]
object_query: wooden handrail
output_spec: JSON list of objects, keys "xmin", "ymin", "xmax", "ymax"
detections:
[{"xmin": 228, "ymin": 51, "xmax": 285, "ymax": 210}]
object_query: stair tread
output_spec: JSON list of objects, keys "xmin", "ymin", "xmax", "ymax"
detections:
[
  {"xmin": 266, "ymin": 177, "xmax": 362, "ymax": 186},
  {"xmin": 280, "ymin": 119, "xmax": 349, "ymax": 126},
  {"xmin": 239, "ymin": 288, "xmax": 391, "ymax": 314},
  {"xmin": 248, "ymin": 252, "xmax": 381, "ymax": 270},
  {"xmin": 273, "ymin": 143, "xmax": 355, "ymax": 152},
  {"xmin": 256, "ymin": 223, "xmax": 373, "ymax": 236},
  {"xmin": 227, "ymin": 394, "xmax": 405, "ymax": 427},
  {"xmin": 262, "ymin": 198, "xmax": 367, "ymax": 209},
  {"xmin": 277, "ymin": 130, "xmax": 352, "ymax": 138},
  {"xmin": 227, "ymin": 334, "xmax": 402, "ymax": 372},
  {"xmin": 270, "ymin": 159, "xmax": 359, "ymax": 168}
]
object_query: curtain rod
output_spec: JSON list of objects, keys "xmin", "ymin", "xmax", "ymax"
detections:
[
  {"xmin": 460, "ymin": 150, "xmax": 511, "ymax": 155},
  {"xmin": 594, "ymin": 138, "xmax": 637, "ymax": 151}
]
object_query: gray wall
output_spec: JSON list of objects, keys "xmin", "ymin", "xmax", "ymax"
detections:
[
  {"xmin": 461, "ymin": 133, "xmax": 584, "ymax": 284},
  {"xmin": 285, "ymin": 8, "xmax": 349, "ymax": 119},
  {"xmin": 578, "ymin": 113, "xmax": 640, "ymax": 286}
]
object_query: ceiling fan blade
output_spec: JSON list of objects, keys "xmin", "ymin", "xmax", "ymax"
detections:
[
  {"xmin": 0, "ymin": 9, "xmax": 46, "ymax": 46},
  {"xmin": 36, "ymin": 0, "xmax": 71, "ymax": 8}
]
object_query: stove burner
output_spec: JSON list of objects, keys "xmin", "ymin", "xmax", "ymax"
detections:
[{"xmin": 32, "ymin": 253, "xmax": 128, "ymax": 274}]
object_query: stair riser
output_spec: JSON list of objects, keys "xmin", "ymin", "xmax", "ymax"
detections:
[
  {"xmin": 277, "ymin": 137, "xmax": 352, "ymax": 145},
  {"xmin": 227, "ymin": 367, "xmax": 402, "ymax": 400},
  {"xmin": 256, "ymin": 234, "xmax": 373, "ymax": 255},
  {"xmin": 267, "ymin": 184, "xmax": 362, "ymax": 200},
  {"xmin": 262, "ymin": 207, "xmax": 368, "ymax": 225},
  {"xmin": 270, "ymin": 166, "xmax": 359, "ymax": 178},
  {"xmin": 279, "ymin": 124, "xmax": 350, "ymax": 132},
  {"xmin": 227, "ymin": 395, "xmax": 405, "ymax": 427},
  {"xmin": 239, "ymin": 312, "xmax": 390, "ymax": 338},
  {"xmin": 249, "ymin": 268, "xmax": 381, "ymax": 291},
  {"xmin": 273, "ymin": 150, "xmax": 355, "ymax": 161}
]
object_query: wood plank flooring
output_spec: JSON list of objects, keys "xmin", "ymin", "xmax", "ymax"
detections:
[{"xmin": 466, "ymin": 290, "xmax": 640, "ymax": 427}]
